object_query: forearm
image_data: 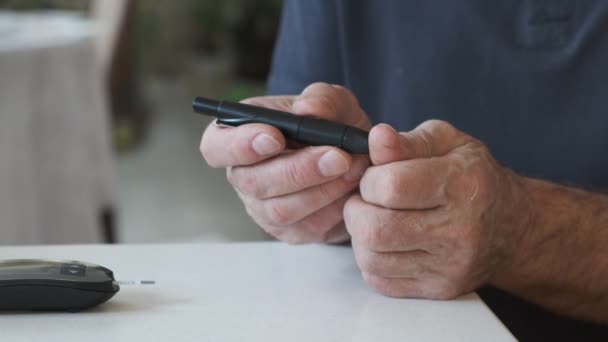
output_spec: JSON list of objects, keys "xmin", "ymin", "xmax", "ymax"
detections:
[{"xmin": 491, "ymin": 177, "xmax": 608, "ymax": 323}]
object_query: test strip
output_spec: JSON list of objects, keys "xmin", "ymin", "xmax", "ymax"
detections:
[{"xmin": 114, "ymin": 280, "xmax": 156, "ymax": 285}]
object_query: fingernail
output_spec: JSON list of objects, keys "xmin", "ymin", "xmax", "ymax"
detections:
[
  {"xmin": 318, "ymin": 150, "xmax": 349, "ymax": 177},
  {"xmin": 344, "ymin": 158, "xmax": 368, "ymax": 182},
  {"xmin": 252, "ymin": 134, "xmax": 281, "ymax": 156}
]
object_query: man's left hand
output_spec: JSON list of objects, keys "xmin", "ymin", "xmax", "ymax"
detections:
[{"xmin": 344, "ymin": 120, "xmax": 531, "ymax": 299}]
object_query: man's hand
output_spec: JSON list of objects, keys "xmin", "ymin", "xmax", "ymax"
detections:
[
  {"xmin": 344, "ymin": 121, "xmax": 530, "ymax": 299},
  {"xmin": 200, "ymin": 83, "xmax": 371, "ymax": 244}
]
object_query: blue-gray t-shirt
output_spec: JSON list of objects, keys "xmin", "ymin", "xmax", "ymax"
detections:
[{"xmin": 267, "ymin": 1, "xmax": 608, "ymax": 340}]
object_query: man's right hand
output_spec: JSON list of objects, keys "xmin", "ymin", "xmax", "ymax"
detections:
[{"xmin": 199, "ymin": 83, "xmax": 372, "ymax": 243}]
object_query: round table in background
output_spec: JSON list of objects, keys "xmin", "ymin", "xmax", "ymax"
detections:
[{"xmin": 0, "ymin": 11, "xmax": 115, "ymax": 245}]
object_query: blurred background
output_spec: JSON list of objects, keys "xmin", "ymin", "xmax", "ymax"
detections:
[{"xmin": 0, "ymin": 0, "xmax": 282, "ymax": 245}]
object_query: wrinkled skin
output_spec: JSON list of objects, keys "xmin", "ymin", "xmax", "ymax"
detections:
[{"xmin": 200, "ymin": 82, "xmax": 529, "ymax": 299}]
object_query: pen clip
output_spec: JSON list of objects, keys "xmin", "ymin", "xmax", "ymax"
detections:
[{"xmin": 216, "ymin": 117, "xmax": 256, "ymax": 127}]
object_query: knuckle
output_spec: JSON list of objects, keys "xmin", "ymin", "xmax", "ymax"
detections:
[
  {"xmin": 317, "ymin": 181, "xmax": 334, "ymax": 200},
  {"xmin": 283, "ymin": 235, "xmax": 311, "ymax": 245},
  {"xmin": 227, "ymin": 168, "xmax": 263, "ymax": 198},
  {"xmin": 376, "ymin": 169, "xmax": 403, "ymax": 206},
  {"xmin": 360, "ymin": 224, "xmax": 385, "ymax": 250},
  {"xmin": 305, "ymin": 81, "xmax": 334, "ymax": 93},
  {"xmin": 331, "ymin": 84, "xmax": 355, "ymax": 98},
  {"xmin": 362, "ymin": 273, "xmax": 403, "ymax": 297},
  {"xmin": 302, "ymin": 97, "xmax": 337, "ymax": 117},
  {"xmin": 362, "ymin": 272, "xmax": 387, "ymax": 289},
  {"xmin": 243, "ymin": 202, "xmax": 258, "ymax": 221},
  {"xmin": 264, "ymin": 200, "xmax": 293, "ymax": 226},
  {"xmin": 239, "ymin": 198, "xmax": 266, "ymax": 224},
  {"xmin": 342, "ymin": 196, "xmax": 362, "ymax": 229},
  {"xmin": 282, "ymin": 237, "xmax": 301, "ymax": 245},
  {"xmin": 278, "ymin": 225, "xmax": 321, "ymax": 245},
  {"xmin": 263, "ymin": 225, "xmax": 289, "ymax": 241},
  {"xmin": 322, "ymin": 222, "xmax": 347, "ymax": 243},
  {"xmin": 257, "ymin": 222, "xmax": 303, "ymax": 245},
  {"xmin": 421, "ymin": 119, "xmax": 454, "ymax": 136},
  {"xmin": 317, "ymin": 180, "xmax": 347, "ymax": 204},
  {"xmin": 357, "ymin": 252, "xmax": 382, "ymax": 274},
  {"xmin": 281, "ymin": 162, "xmax": 308, "ymax": 190},
  {"xmin": 297, "ymin": 83, "xmax": 339, "ymax": 115},
  {"xmin": 343, "ymin": 194, "xmax": 360, "ymax": 213},
  {"xmin": 299, "ymin": 216, "xmax": 331, "ymax": 238},
  {"xmin": 429, "ymin": 280, "xmax": 462, "ymax": 300},
  {"xmin": 417, "ymin": 119, "xmax": 455, "ymax": 151},
  {"xmin": 291, "ymin": 222, "xmax": 331, "ymax": 245},
  {"xmin": 428, "ymin": 119, "xmax": 452, "ymax": 129},
  {"xmin": 225, "ymin": 168, "xmax": 236, "ymax": 186}
]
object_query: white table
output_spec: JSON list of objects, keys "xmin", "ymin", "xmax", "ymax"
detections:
[{"xmin": 0, "ymin": 243, "xmax": 514, "ymax": 341}]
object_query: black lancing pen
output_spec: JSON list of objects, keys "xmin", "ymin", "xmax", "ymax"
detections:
[{"xmin": 192, "ymin": 97, "xmax": 369, "ymax": 154}]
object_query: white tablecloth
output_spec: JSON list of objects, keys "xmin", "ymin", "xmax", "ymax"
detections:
[{"xmin": 0, "ymin": 11, "xmax": 115, "ymax": 244}]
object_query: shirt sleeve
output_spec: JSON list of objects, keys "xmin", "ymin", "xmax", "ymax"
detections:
[{"xmin": 267, "ymin": 0, "xmax": 344, "ymax": 95}]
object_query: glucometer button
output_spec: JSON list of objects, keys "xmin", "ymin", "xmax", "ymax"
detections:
[{"xmin": 60, "ymin": 263, "xmax": 87, "ymax": 277}]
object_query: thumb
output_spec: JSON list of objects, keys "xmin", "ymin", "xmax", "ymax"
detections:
[
  {"xmin": 369, "ymin": 120, "xmax": 473, "ymax": 165},
  {"xmin": 368, "ymin": 124, "xmax": 411, "ymax": 165}
]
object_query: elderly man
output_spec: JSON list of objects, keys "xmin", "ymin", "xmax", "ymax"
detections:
[{"xmin": 200, "ymin": 1, "xmax": 608, "ymax": 340}]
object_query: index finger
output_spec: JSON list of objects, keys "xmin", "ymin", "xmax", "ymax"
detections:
[
  {"xmin": 359, "ymin": 158, "xmax": 449, "ymax": 209},
  {"xmin": 199, "ymin": 95, "xmax": 297, "ymax": 168},
  {"xmin": 344, "ymin": 194, "xmax": 432, "ymax": 252},
  {"xmin": 369, "ymin": 120, "xmax": 473, "ymax": 166},
  {"xmin": 200, "ymin": 121, "xmax": 286, "ymax": 168}
]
